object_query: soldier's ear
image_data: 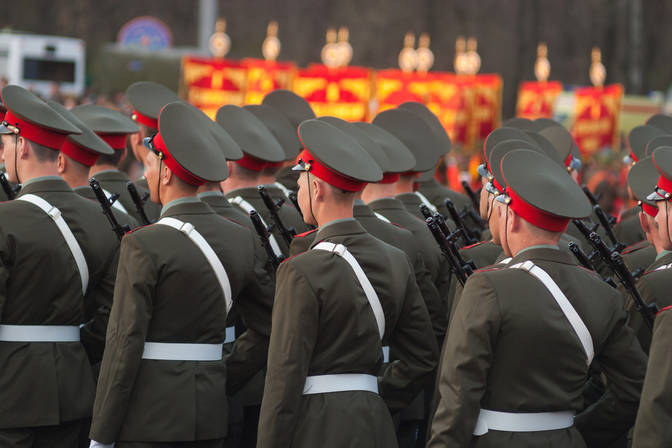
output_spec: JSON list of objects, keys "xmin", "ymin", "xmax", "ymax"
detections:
[{"xmin": 56, "ymin": 152, "xmax": 66, "ymax": 175}]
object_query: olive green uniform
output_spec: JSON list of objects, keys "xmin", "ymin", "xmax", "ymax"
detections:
[
  {"xmin": 415, "ymin": 178, "xmax": 480, "ymax": 231},
  {"xmin": 429, "ymin": 247, "xmax": 647, "ymax": 448},
  {"xmin": 622, "ymin": 240, "xmax": 656, "ymax": 274},
  {"xmin": 89, "ymin": 199, "xmax": 259, "ymax": 445},
  {"xmin": 74, "ymin": 185, "xmax": 139, "ymax": 232},
  {"xmin": 257, "ymin": 219, "xmax": 438, "ymax": 447},
  {"xmin": 613, "ymin": 207, "xmax": 645, "ymax": 247},
  {"xmin": 632, "ymin": 305, "xmax": 672, "ymax": 448}
]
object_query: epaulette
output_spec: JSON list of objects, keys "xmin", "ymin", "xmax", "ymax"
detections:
[
  {"xmin": 221, "ymin": 216, "xmax": 248, "ymax": 230},
  {"xmin": 474, "ymin": 265, "xmax": 505, "ymax": 274},
  {"xmin": 622, "ymin": 240, "xmax": 648, "ymax": 255},
  {"xmin": 462, "ymin": 240, "xmax": 491, "ymax": 251},
  {"xmin": 125, "ymin": 223, "xmax": 153, "ymax": 235},
  {"xmin": 294, "ymin": 228, "xmax": 318, "ymax": 238},
  {"xmin": 657, "ymin": 304, "xmax": 672, "ymax": 316}
]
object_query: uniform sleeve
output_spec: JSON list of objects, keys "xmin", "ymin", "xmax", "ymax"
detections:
[
  {"xmin": 226, "ymin": 234, "xmax": 276, "ymax": 395},
  {"xmin": 411, "ymin": 250, "xmax": 447, "ymax": 342},
  {"xmin": 379, "ymin": 265, "xmax": 439, "ymax": 412},
  {"xmin": 89, "ymin": 233, "xmax": 155, "ymax": 443},
  {"xmin": 632, "ymin": 309, "xmax": 672, "ymax": 448},
  {"xmin": 0, "ymin": 226, "xmax": 9, "ymax": 320},
  {"xmin": 81, "ymin": 245, "xmax": 120, "ymax": 364},
  {"xmin": 574, "ymin": 294, "xmax": 647, "ymax": 446},
  {"xmin": 428, "ymin": 273, "xmax": 501, "ymax": 448},
  {"xmin": 257, "ymin": 260, "xmax": 319, "ymax": 448}
]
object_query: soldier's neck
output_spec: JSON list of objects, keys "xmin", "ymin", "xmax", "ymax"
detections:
[
  {"xmin": 61, "ymin": 169, "xmax": 89, "ymax": 189},
  {"xmin": 197, "ymin": 182, "xmax": 221, "ymax": 194},
  {"xmin": 315, "ymin": 201, "xmax": 354, "ymax": 228},
  {"xmin": 394, "ymin": 175, "xmax": 416, "ymax": 194},
  {"xmin": 362, "ymin": 183, "xmax": 396, "ymax": 203},
  {"xmin": 257, "ymin": 173, "xmax": 277, "ymax": 185},
  {"xmin": 19, "ymin": 160, "xmax": 59, "ymax": 184},
  {"xmin": 220, "ymin": 175, "xmax": 260, "ymax": 193},
  {"xmin": 160, "ymin": 185, "xmax": 198, "ymax": 207}
]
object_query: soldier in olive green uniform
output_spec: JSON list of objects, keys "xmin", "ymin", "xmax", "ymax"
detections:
[
  {"xmin": 217, "ymin": 105, "xmax": 304, "ymax": 257},
  {"xmin": 632, "ymin": 305, "xmax": 672, "ymax": 447},
  {"xmin": 258, "ymin": 119, "xmax": 438, "ymax": 448},
  {"xmin": 429, "ymin": 149, "xmax": 647, "ymax": 448},
  {"xmin": 47, "ymin": 101, "xmax": 139, "ymax": 233},
  {"xmin": 124, "ymin": 81, "xmax": 180, "ymax": 222},
  {"xmin": 0, "ymin": 85, "xmax": 119, "ymax": 447},
  {"xmin": 261, "ymin": 90, "xmax": 316, "ymax": 192},
  {"xmin": 89, "ymin": 102, "xmax": 257, "ymax": 447}
]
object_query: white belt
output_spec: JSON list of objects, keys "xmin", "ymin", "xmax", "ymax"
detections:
[
  {"xmin": 17, "ymin": 194, "xmax": 89, "ymax": 295},
  {"xmin": 415, "ymin": 191, "xmax": 438, "ymax": 214},
  {"xmin": 509, "ymin": 261, "xmax": 594, "ymax": 365},
  {"xmin": 157, "ymin": 218, "xmax": 233, "ymax": 313},
  {"xmin": 102, "ymin": 188, "xmax": 129, "ymax": 214},
  {"xmin": 142, "ymin": 342, "xmax": 223, "ymax": 361},
  {"xmin": 224, "ymin": 326, "xmax": 235, "ymax": 344},
  {"xmin": 303, "ymin": 374, "xmax": 378, "ymax": 395},
  {"xmin": 473, "ymin": 409, "xmax": 575, "ymax": 435},
  {"xmin": 0, "ymin": 324, "xmax": 80, "ymax": 342},
  {"xmin": 374, "ymin": 212, "xmax": 390, "ymax": 223},
  {"xmin": 229, "ymin": 196, "xmax": 283, "ymax": 258}
]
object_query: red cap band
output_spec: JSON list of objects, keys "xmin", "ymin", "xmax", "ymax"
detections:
[
  {"xmin": 564, "ymin": 152, "xmax": 573, "ymax": 167},
  {"xmin": 132, "ymin": 110, "xmax": 158, "ymax": 130},
  {"xmin": 236, "ymin": 153, "xmax": 268, "ymax": 172},
  {"xmin": 630, "ymin": 150, "xmax": 638, "ymax": 163},
  {"xmin": 297, "ymin": 149, "xmax": 366, "ymax": 192},
  {"xmin": 507, "ymin": 187, "xmax": 570, "ymax": 232},
  {"xmin": 153, "ymin": 132, "xmax": 205, "ymax": 186},
  {"xmin": 655, "ymin": 174, "xmax": 672, "ymax": 200},
  {"xmin": 641, "ymin": 202, "xmax": 658, "ymax": 217},
  {"xmin": 0, "ymin": 110, "xmax": 5, "ymax": 122},
  {"xmin": 4, "ymin": 111, "xmax": 68, "ymax": 150},
  {"xmin": 60, "ymin": 139, "xmax": 99, "ymax": 167},
  {"xmin": 379, "ymin": 172, "xmax": 401, "ymax": 184},
  {"xmin": 98, "ymin": 133, "xmax": 127, "ymax": 150}
]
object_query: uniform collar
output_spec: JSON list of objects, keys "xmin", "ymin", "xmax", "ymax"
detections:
[
  {"xmin": 353, "ymin": 202, "xmax": 376, "ymax": 218},
  {"xmin": 197, "ymin": 190, "xmax": 224, "ymax": 199},
  {"xmin": 368, "ymin": 197, "xmax": 406, "ymax": 211},
  {"xmin": 517, "ymin": 244, "xmax": 560, "ymax": 256},
  {"xmin": 655, "ymin": 249, "xmax": 672, "ymax": 262},
  {"xmin": 225, "ymin": 186, "xmax": 260, "ymax": 200},
  {"xmin": 509, "ymin": 245, "xmax": 574, "ymax": 266},
  {"xmin": 17, "ymin": 176, "xmax": 72, "ymax": 195},
  {"xmin": 73, "ymin": 185, "xmax": 95, "ymax": 200},
  {"xmin": 395, "ymin": 192, "xmax": 422, "ymax": 206},
  {"xmin": 91, "ymin": 169, "xmax": 129, "ymax": 182},
  {"xmin": 312, "ymin": 218, "xmax": 365, "ymax": 246},
  {"xmin": 160, "ymin": 196, "xmax": 202, "ymax": 217}
]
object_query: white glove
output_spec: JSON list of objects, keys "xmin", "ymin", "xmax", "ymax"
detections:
[{"xmin": 89, "ymin": 441, "xmax": 115, "ymax": 448}]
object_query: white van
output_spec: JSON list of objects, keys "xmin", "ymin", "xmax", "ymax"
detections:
[{"xmin": 0, "ymin": 32, "xmax": 85, "ymax": 97}]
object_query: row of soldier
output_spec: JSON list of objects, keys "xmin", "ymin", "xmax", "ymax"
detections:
[{"xmin": 0, "ymin": 80, "xmax": 670, "ymax": 448}]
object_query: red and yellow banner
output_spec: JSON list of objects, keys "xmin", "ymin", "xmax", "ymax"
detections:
[
  {"xmin": 243, "ymin": 59, "xmax": 295, "ymax": 105},
  {"xmin": 571, "ymin": 84, "xmax": 623, "ymax": 157},
  {"xmin": 181, "ymin": 56, "xmax": 247, "ymax": 119},
  {"xmin": 469, "ymin": 74, "xmax": 503, "ymax": 143},
  {"xmin": 374, "ymin": 70, "xmax": 434, "ymax": 113},
  {"xmin": 426, "ymin": 74, "xmax": 475, "ymax": 147},
  {"xmin": 516, "ymin": 81, "xmax": 563, "ymax": 120},
  {"xmin": 292, "ymin": 65, "xmax": 371, "ymax": 121}
]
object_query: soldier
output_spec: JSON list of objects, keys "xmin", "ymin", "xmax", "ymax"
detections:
[
  {"xmin": 428, "ymin": 148, "xmax": 647, "ymax": 447},
  {"xmin": 257, "ymin": 119, "xmax": 438, "ymax": 447},
  {"xmin": 217, "ymin": 105, "xmax": 302, "ymax": 257},
  {"xmin": 0, "ymin": 85, "xmax": 114, "ymax": 446},
  {"xmin": 125, "ymin": 81, "xmax": 180, "ymax": 222},
  {"xmin": 47, "ymin": 101, "xmax": 138, "ymax": 232},
  {"xmin": 631, "ymin": 305, "xmax": 672, "ymax": 447},
  {"xmin": 261, "ymin": 89, "xmax": 316, "ymax": 191},
  {"xmin": 89, "ymin": 101, "xmax": 256, "ymax": 447}
]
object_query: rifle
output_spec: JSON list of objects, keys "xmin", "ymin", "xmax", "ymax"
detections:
[
  {"xmin": 592, "ymin": 205, "xmax": 624, "ymax": 252},
  {"xmin": 288, "ymin": 191, "xmax": 303, "ymax": 220},
  {"xmin": 0, "ymin": 172, "xmax": 19, "ymax": 200},
  {"xmin": 444, "ymin": 198, "xmax": 478, "ymax": 246},
  {"xmin": 461, "ymin": 180, "xmax": 480, "ymax": 210},
  {"xmin": 89, "ymin": 178, "xmax": 130, "ymax": 240},
  {"xmin": 127, "ymin": 182, "xmax": 152, "ymax": 225},
  {"xmin": 587, "ymin": 232, "xmax": 658, "ymax": 331},
  {"xmin": 249, "ymin": 209, "xmax": 284, "ymax": 269},
  {"xmin": 568, "ymin": 241, "xmax": 617, "ymax": 288},
  {"xmin": 258, "ymin": 185, "xmax": 296, "ymax": 246},
  {"xmin": 425, "ymin": 213, "xmax": 476, "ymax": 286}
]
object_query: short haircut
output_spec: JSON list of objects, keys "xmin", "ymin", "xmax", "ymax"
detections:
[
  {"xmin": 95, "ymin": 150, "xmax": 124, "ymax": 167},
  {"xmin": 27, "ymin": 139, "xmax": 58, "ymax": 162},
  {"xmin": 138, "ymin": 123, "xmax": 157, "ymax": 139}
]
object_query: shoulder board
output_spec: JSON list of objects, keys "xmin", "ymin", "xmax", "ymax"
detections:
[
  {"xmin": 474, "ymin": 265, "xmax": 505, "ymax": 274},
  {"xmin": 622, "ymin": 240, "xmax": 648, "ymax": 254},
  {"xmin": 221, "ymin": 215, "xmax": 248, "ymax": 230},
  {"xmin": 279, "ymin": 252, "xmax": 303, "ymax": 265},
  {"xmin": 294, "ymin": 228, "xmax": 318, "ymax": 238},
  {"xmin": 657, "ymin": 304, "xmax": 672, "ymax": 316},
  {"xmin": 462, "ymin": 240, "xmax": 490, "ymax": 251},
  {"xmin": 125, "ymin": 223, "xmax": 153, "ymax": 235}
]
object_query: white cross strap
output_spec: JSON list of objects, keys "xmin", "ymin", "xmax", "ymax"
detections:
[
  {"xmin": 229, "ymin": 196, "xmax": 283, "ymax": 258},
  {"xmin": 273, "ymin": 182, "xmax": 293, "ymax": 200},
  {"xmin": 373, "ymin": 212, "xmax": 391, "ymax": 223},
  {"xmin": 102, "ymin": 188, "xmax": 129, "ymax": 214},
  {"xmin": 415, "ymin": 191, "xmax": 438, "ymax": 214},
  {"xmin": 157, "ymin": 217, "xmax": 233, "ymax": 313},
  {"xmin": 655, "ymin": 263, "xmax": 672, "ymax": 271},
  {"xmin": 313, "ymin": 242, "xmax": 385, "ymax": 339},
  {"xmin": 509, "ymin": 260, "xmax": 594, "ymax": 365},
  {"xmin": 17, "ymin": 194, "xmax": 89, "ymax": 295}
]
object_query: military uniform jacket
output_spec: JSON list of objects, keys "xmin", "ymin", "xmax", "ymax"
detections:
[
  {"xmin": 632, "ymin": 306, "xmax": 672, "ymax": 448},
  {"xmin": 89, "ymin": 200, "xmax": 257, "ymax": 443},
  {"xmin": 369, "ymin": 197, "xmax": 452, "ymax": 324},
  {"xmin": 257, "ymin": 219, "xmax": 438, "ymax": 448},
  {"xmin": 622, "ymin": 240, "xmax": 656, "ymax": 273},
  {"xmin": 416, "ymin": 178, "xmax": 479, "ymax": 230},
  {"xmin": 629, "ymin": 251, "xmax": 672, "ymax": 352},
  {"xmin": 0, "ymin": 177, "xmax": 120, "ymax": 428},
  {"xmin": 74, "ymin": 185, "xmax": 139, "ymax": 232},
  {"xmin": 429, "ymin": 247, "xmax": 647, "ymax": 448},
  {"xmin": 614, "ymin": 207, "xmax": 645, "ymax": 247},
  {"xmin": 199, "ymin": 192, "xmax": 276, "ymax": 400},
  {"xmin": 225, "ymin": 186, "xmax": 307, "ymax": 256}
]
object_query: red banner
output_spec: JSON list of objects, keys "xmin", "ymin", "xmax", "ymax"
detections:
[
  {"xmin": 243, "ymin": 58, "xmax": 295, "ymax": 105},
  {"xmin": 516, "ymin": 81, "xmax": 563, "ymax": 120},
  {"xmin": 426, "ymin": 74, "xmax": 475, "ymax": 147},
  {"xmin": 292, "ymin": 65, "xmax": 371, "ymax": 121},
  {"xmin": 181, "ymin": 56, "xmax": 247, "ymax": 118},
  {"xmin": 469, "ymin": 74, "xmax": 503, "ymax": 143},
  {"xmin": 374, "ymin": 70, "xmax": 433, "ymax": 114},
  {"xmin": 571, "ymin": 84, "xmax": 623, "ymax": 157}
]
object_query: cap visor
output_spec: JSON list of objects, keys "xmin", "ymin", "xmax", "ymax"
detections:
[
  {"xmin": 646, "ymin": 190, "xmax": 666, "ymax": 202},
  {"xmin": 495, "ymin": 193, "xmax": 509, "ymax": 204},
  {"xmin": 142, "ymin": 136, "xmax": 153, "ymax": 150},
  {"xmin": 485, "ymin": 182, "xmax": 499, "ymax": 196},
  {"xmin": 291, "ymin": 162, "xmax": 307, "ymax": 172},
  {"xmin": 0, "ymin": 123, "xmax": 14, "ymax": 135}
]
